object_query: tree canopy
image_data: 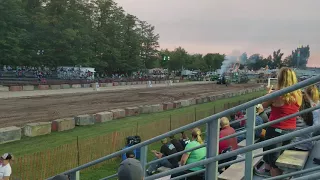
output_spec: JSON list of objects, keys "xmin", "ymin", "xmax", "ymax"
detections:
[
  {"xmin": 0, "ymin": 0, "xmax": 160, "ymax": 74},
  {"xmin": 0, "ymin": 0, "xmax": 311, "ymax": 74}
]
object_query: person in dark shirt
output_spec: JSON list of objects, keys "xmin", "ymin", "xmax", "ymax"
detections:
[
  {"xmin": 147, "ymin": 138, "xmax": 179, "ymax": 175},
  {"xmin": 169, "ymin": 136, "xmax": 183, "ymax": 151},
  {"xmin": 179, "ymin": 132, "xmax": 190, "ymax": 149},
  {"xmin": 159, "ymin": 138, "xmax": 179, "ymax": 168},
  {"xmin": 169, "ymin": 135, "xmax": 184, "ymax": 160}
]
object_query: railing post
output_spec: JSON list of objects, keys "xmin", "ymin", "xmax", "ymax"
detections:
[
  {"xmin": 140, "ymin": 145, "xmax": 148, "ymax": 177},
  {"xmin": 206, "ymin": 120, "xmax": 219, "ymax": 180},
  {"xmin": 69, "ymin": 171, "xmax": 80, "ymax": 180},
  {"xmin": 244, "ymin": 106, "xmax": 256, "ymax": 180}
]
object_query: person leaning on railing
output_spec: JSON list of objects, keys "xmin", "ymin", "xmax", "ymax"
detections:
[
  {"xmin": 256, "ymin": 67, "xmax": 302, "ymax": 177},
  {"xmin": 178, "ymin": 128, "xmax": 206, "ymax": 180}
]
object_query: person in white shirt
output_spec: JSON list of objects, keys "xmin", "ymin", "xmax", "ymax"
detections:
[{"xmin": 0, "ymin": 153, "xmax": 12, "ymax": 180}]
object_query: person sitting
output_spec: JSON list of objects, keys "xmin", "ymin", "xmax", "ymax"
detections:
[
  {"xmin": 179, "ymin": 128, "xmax": 206, "ymax": 180},
  {"xmin": 229, "ymin": 113, "xmax": 242, "ymax": 130},
  {"xmin": 291, "ymin": 85, "xmax": 318, "ymax": 151},
  {"xmin": 126, "ymin": 151, "xmax": 136, "ymax": 159},
  {"xmin": 219, "ymin": 117, "xmax": 238, "ymax": 153},
  {"xmin": 170, "ymin": 135, "xmax": 184, "ymax": 152},
  {"xmin": 236, "ymin": 107, "xmax": 267, "ymax": 143},
  {"xmin": 169, "ymin": 135, "xmax": 184, "ymax": 159},
  {"xmin": 218, "ymin": 117, "xmax": 239, "ymax": 172},
  {"xmin": 256, "ymin": 104, "xmax": 269, "ymax": 123},
  {"xmin": 118, "ymin": 157, "xmax": 144, "ymax": 180},
  {"xmin": 147, "ymin": 138, "xmax": 179, "ymax": 175},
  {"xmin": 179, "ymin": 132, "xmax": 190, "ymax": 149}
]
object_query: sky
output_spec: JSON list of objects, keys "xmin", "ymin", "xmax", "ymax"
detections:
[{"xmin": 116, "ymin": 0, "xmax": 320, "ymax": 67}]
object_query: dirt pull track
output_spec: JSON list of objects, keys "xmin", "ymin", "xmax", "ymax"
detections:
[{"xmin": 0, "ymin": 83, "xmax": 260, "ymax": 127}]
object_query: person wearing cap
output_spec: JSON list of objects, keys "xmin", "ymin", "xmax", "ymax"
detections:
[
  {"xmin": 118, "ymin": 158, "xmax": 144, "ymax": 180},
  {"xmin": 0, "ymin": 153, "xmax": 13, "ymax": 180},
  {"xmin": 256, "ymin": 104, "xmax": 269, "ymax": 123}
]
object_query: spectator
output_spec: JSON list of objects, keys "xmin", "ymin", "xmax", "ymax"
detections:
[
  {"xmin": 291, "ymin": 85, "xmax": 319, "ymax": 151},
  {"xmin": 118, "ymin": 158, "xmax": 144, "ymax": 180},
  {"xmin": 126, "ymin": 151, "xmax": 136, "ymax": 159},
  {"xmin": 237, "ymin": 105, "xmax": 267, "ymax": 142},
  {"xmin": 256, "ymin": 104, "xmax": 269, "ymax": 123},
  {"xmin": 52, "ymin": 174, "xmax": 69, "ymax": 180},
  {"xmin": 229, "ymin": 113, "xmax": 241, "ymax": 130},
  {"xmin": 305, "ymin": 85, "xmax": 320, "ymax": 135},
  {"xmin": 169, "ymin": 135, "xmax": 184, "ymax": 159},
  {"xmin": 179, "ymin": 132, "xmax": 190, "ymax": 149},
  {"xmin": 179, "ymin": 128, "xmax": 206, "ymax": 180},
  {"xmin": 170, "ymin": 135, "xmax": 184, "ymax": 152},
  {"xmin": 257, "ymin": 67, "xmax": 302, "ymax": 177},
  {"xmin": 147, "ymin": 138, "xmax": 179, "ymax": 175},
  {"xmin": 0, "ymin": 153, "xmax": 13, "ymax": 180},
  {"xmin": 219, "ymin": 117, "xmax": 238, "ymax": 153}
]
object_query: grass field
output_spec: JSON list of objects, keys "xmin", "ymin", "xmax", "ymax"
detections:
[
  {"xmin": 80, "ymin": 92, "xmax": 264, "ymax": 180},
  {"xmin": 1, "ymin": 90, "xmax": 264, "ymax": 180}
]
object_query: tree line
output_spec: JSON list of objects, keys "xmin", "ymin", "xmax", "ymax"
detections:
[
  {"xmin": 0, "ymin": 0, "xmax": 160, "ymax": 74},
  {"xmin": 243, "ymin": 46, "xmax": 310, "ymax": 70},
  {"xmin": 0, "ymin": 0, "xmax": 311, "ymax": 74}
]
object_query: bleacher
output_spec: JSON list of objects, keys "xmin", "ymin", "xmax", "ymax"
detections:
[{"xmin": 46, "ymin": 75, "xmax": 320, "ymax": 180}]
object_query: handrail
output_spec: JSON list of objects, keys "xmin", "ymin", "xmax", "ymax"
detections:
[
  {"xmin": 145, "ymin": 124, "xmax": 320, "ymax": 179},
  {"xmin": 47, "ymin": 75, "xmax": 320, "ymax": 180}
]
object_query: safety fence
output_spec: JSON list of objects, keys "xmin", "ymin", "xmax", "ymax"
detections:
[{"xmin": 9, "ymin": 95, "xmax": 262, "ymax": 180}]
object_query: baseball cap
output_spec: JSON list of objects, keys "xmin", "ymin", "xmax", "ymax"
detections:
[
  {"xmin": 1, "ymin": 153, "xmax": 12, "ymax": 160},
  {"xmin": 118, "ymin": 158, "xmax": 143, "ymax": 180},
  {"xmin": 256, "ymin": 104, "xmax": 263, "ymax": 109}
]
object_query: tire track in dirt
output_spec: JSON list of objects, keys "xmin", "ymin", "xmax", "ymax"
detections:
[{"xmin": 0, "ymin": 83, "xmax": 260, "ymax": 127}]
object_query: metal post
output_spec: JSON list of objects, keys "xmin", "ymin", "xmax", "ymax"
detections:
[
  {"xmin": 244, "ymin": 106, "xmax": 256, "ymax": 180},
  {"xmin": 140, "ymin": 145, "xmax": 148, "ymax": 177},
  {"xmin": 206, "ymin": 120, "xmax": 219, "ymax": 180},
  {"xmin": 69, "ymin": 171, "xmax": 80, "ymax": 180}
]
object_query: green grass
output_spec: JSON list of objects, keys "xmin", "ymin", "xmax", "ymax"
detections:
[{"xmin": 1, "ymin": 91, "xmax": 264, "ymax": 157}]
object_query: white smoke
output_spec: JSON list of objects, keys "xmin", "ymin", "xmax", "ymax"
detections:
[{"xmin": 220, "ymin": 50, "xmax": 241, "ymax": 76}]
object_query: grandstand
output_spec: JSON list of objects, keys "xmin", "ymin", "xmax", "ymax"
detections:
[{"xmin": 46, "ymin": 75, "xmax": 320, "ymax": 180}]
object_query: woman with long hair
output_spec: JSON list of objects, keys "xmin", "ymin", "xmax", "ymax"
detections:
[
  {"xmin": 257, "ymin": 67, "xmax": 302, "ymax": 177},
  {"xmin": 290, "ymin": 85, "xmax": 319, "ymax": 151},
  {"xmin": 179, "ymin": 128, "xmax": 206, "ymax": 180}
]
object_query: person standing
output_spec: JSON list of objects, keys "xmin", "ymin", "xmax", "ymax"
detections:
[
  {"xmin": 257, "ymin": 67, "xmax": 302, "ymax": 177},
  {"xmin": 0, "ymin": 153, "xmax": 13, "ymax": 180}
]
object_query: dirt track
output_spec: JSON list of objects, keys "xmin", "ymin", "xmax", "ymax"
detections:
[{"xmin": 0, "ymin": 83, "xmax": 260, "ymax": 127}]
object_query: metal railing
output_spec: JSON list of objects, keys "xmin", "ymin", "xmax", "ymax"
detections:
[{"xmin": 48, "ymin": 75, "xmax": 320, "ymax": 180}]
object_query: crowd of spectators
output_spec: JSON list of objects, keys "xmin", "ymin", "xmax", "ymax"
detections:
[{"xmin": 1, "ymin": 65, "xmax": 53, "ymax": 79}]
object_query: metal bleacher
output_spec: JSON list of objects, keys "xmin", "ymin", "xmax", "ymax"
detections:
[{"xmin": 47, "ymin": 75, "xmax": 320, "ymax": 180}]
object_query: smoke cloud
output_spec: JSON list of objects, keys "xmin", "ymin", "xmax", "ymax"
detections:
[{"xmin": 220, "ymin": 50, "xmax": 241, "ymax": 75}]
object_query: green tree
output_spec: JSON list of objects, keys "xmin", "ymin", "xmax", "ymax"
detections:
[
  {"xmin": 139, "ymin": 21, "xmax": 160, "ymax": 69},
  {"xmin": 272, "ymin": 49, "xmax": 284, "ymax": 68},
  {"xmin": 0, "ymin": 0, "xmax": 29, "ymax": 66}
]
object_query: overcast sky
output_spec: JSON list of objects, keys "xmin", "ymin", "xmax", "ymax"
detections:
[{"xmin": 116, "ymin": 0, "xmax": 320, "ymax": 67}]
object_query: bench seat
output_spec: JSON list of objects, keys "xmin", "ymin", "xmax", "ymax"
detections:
[{"xmin": 218, "ymin": 148, "xmax": 263, "ymax": 180}]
